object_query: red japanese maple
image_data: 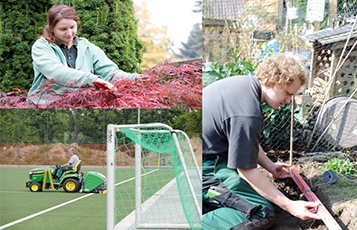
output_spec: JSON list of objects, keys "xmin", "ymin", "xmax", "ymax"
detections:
[{"xmin": 0, "ymin": 60, "xmax": 202, "ymax": 109}]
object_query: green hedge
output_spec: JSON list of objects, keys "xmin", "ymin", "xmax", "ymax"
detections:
[{"xmin": 0, "ymin": 0, "xmax": 50, "ymax": 92}]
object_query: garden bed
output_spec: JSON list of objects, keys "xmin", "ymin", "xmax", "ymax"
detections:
[{"xmin": 267, "ymin": 152, "xmax": 357, "ymax": 230}]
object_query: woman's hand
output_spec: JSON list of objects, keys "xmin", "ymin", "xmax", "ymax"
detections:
[
  {"xmin": 136, "ymin": 74, "xmax": 153, "ymax": 82},
  {"xmin": 94, "ymin": 78, "xmax": 117, "ymax": 91},
  {"xmin": 268, "ymin": 162, "xmax": 291, "ymax": 179}
]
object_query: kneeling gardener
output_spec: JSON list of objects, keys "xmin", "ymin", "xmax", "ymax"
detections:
[{"xmin": 202, "ymin": 53, "xmax": 321, "ymax": 229}]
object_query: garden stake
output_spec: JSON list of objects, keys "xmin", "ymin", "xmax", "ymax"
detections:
[
  {"xmin": 289, "ymin": 95, "xmax": 294, "ymax": 166},
  {"xmin": 290, "ymin": 167, "xmax": 342, "ymax": 230}
]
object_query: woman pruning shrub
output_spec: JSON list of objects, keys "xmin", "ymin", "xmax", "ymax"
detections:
[{"xmin": 28, "ymin": 5, "xmax": 150, "ymax": 106}]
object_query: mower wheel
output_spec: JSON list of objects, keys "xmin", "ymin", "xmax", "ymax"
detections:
[
  {"xmin": 29, "ymin": 182, "xmax": 42, "ymax": 192},
  {"xmin": 63, "ymin": 178, "xmax": 80, "ymax": 193}
]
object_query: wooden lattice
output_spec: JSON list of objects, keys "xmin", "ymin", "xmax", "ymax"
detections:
[
  {"xmin": 310, "ymin": 40, "xmax": 357, "ymax": 100},
  {"xmin": 334, "ymin": 53, "xmax": 357, "ymax": 97}
]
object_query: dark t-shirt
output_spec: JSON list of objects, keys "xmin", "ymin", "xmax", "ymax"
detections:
[{"xmin": 202, "ymin": 76, "xmax": 263, "ymax": 169}]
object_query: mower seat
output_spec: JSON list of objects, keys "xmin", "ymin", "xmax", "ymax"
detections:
[{"xmin": 63, "ymin": 160, "xmax": 82, "ymax": 175}]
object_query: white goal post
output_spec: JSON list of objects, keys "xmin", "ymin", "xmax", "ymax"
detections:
[{"xmin": 106, "ymin": 123, "xmax": 202, "ymax": 230}]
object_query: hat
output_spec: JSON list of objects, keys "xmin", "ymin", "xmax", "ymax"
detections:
[{"xmin": 69, "ymin": 148, "xmax": 76, "ymax": 154}]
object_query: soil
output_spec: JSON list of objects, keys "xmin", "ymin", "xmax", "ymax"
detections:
[{"xmin": 266, "ymin": 151, "xmax": 357, "ymax": 230}]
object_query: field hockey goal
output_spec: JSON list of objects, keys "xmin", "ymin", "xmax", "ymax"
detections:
[{"xmin": 106, "ymin": 123, "xmax": 202, "ymax": 230}]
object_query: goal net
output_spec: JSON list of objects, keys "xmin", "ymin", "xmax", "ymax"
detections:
[{"xmin": 106, "ymin": 123, "xmax": 202, "ymax": 230}]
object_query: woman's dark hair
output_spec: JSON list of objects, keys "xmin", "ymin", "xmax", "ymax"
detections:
[{"xmin": 40, "ymin": 5, "xmax": 80, "ymax": 43}]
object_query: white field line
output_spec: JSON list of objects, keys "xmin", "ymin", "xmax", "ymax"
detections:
[
  {"xmin": 0, "ymin": 191, "xmax": 33, "ymax": 194},
  {"xmin": 115, "ymin": 169, "xmax": 158, "ymax": 187},
  {"xmin": 0, "ymin": 169, "xmax": 158, "ymax": 229},
  {"xmin": 0, "ymin": 193, "xmax": 93, "ymax": 230},
  {"xmin": 115, "ymin": 177, "xmax": 178, "ymax": 229}
]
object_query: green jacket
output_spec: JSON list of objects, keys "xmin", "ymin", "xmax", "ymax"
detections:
[{"xmin": 28, "ymin": 37, "xmax": 138, "ymax": 106}]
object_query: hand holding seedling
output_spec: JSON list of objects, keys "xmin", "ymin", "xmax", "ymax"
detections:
[{"xmin": 268, "ymin": 162, "xmax": 291, "ymax": 179}]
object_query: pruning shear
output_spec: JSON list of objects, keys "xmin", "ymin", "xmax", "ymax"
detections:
[{"xmin": 93, "ymin": 81, "xmax": 109, "ymax": 89}]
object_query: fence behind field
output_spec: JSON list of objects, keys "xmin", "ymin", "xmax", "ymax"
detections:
[{"xmin": 0, "ymin": 109, "xmax": 202, "ymax": 167}]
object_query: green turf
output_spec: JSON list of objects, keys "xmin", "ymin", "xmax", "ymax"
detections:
[
  {"xmin": 113, "ymin": 168, "xmax": 176, "ymax": 224},
  {"xmin": 0, "ymin": 166, "xmax": 172, "ymax": 230}
]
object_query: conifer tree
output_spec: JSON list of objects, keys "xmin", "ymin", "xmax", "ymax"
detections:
[
  {"xmin": 0, "ymin": 1, "xmax": 50, "ymax": 92},
  {"xmin": 66, "ymin": 0, "xmax": 144, "ymax": 72},
  {"xmin": 176, "ymin": 23, "xmax": 202, "ymax": 60}
]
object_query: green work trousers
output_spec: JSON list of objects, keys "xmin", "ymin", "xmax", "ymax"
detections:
[
  {"xmin": 56, "ymin": 166, "xmax": 71, "ymax": 178},
  {"xmin": 202, "ymin": 156, "xmax": 275, "ymax": 230}
]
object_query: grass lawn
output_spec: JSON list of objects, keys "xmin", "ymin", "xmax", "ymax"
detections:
[{"xmin": 0, "ymin": 166, "xmax": 174, "ymax": 230}]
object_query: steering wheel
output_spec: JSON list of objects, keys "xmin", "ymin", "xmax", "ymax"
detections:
[{"xmin": 55, "ymin": 163, "xmax": 61, "ymax": 169}]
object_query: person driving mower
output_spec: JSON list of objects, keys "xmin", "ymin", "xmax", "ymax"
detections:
[{"xmin": 54, "ymin": 147, "xmax": 79, "ymax": 182}]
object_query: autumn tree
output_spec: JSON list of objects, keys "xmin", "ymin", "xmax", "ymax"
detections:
[{"xmin": 135, "ymin": 1, "xmax": 172, "ymax": 70}]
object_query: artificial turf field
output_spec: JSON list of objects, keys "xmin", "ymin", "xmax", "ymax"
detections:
[{"xmin": 0, "ymin": 166, "xmax": 175, "ymax": 230}]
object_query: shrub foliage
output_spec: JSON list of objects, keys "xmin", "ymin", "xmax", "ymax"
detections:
[
  {"xmin": 0, "ymin": 60, "xmax": 202, "ymax": 108},
  {"xmin": 0, "ymin": 0, "xmax": 50, "ymax": 92}
]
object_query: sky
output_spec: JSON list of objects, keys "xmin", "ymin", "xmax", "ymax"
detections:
[{"xmin": 132, "ymin": 0, "xmax": 202, "ymax": 53}]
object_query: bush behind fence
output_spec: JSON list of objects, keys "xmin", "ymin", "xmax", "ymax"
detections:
[{"xmin": 0, "ymin": 109, "xmax": 202, "ymax": 166}]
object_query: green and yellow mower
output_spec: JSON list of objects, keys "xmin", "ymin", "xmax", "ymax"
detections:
[{"xmin": 25, "ymin": 160, "xmax": 106, "ymax": 193}]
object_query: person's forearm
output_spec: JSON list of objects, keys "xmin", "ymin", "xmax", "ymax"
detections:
[
  {"xmin": 61, "ymin": 163, "xmax": 70, "ymax": 167},
  {"xmin": 257, "ymin": 144, "xmax": 275, "ymax": 172},
  {"xmin": 238, "ymin": 167, "xmax": 292, "ymax": 212}
]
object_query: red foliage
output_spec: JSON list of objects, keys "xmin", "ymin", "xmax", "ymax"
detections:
[
  {"xmin": 0, "ymin": 60, "xmax": 202, "ymax": 108},
  {"xmin": 0, "ymin": 87, "xmax": 30, "ymax": 108}
]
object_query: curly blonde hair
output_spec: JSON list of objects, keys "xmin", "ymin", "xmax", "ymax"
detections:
[{"xmin": 255, "ymin": 53, "xmax": 308, "ymax": 88}]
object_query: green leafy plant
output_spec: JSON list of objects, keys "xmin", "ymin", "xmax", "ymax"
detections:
[
  {"xmin": 206, "ymin": 48, "xmax": 258, "ymax": 78},
  {"xmin": 324, "ymin": 158, "xmax": 356, "ymax": 177},
  {"xmin": 203, "ymin": 47, "xmax": 259, "ymax": 87}
]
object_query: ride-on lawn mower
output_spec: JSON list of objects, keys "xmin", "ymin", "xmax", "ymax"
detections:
[{"xmin": 25, "ymin": 160, "xmax": 106, "ymax": 193}]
